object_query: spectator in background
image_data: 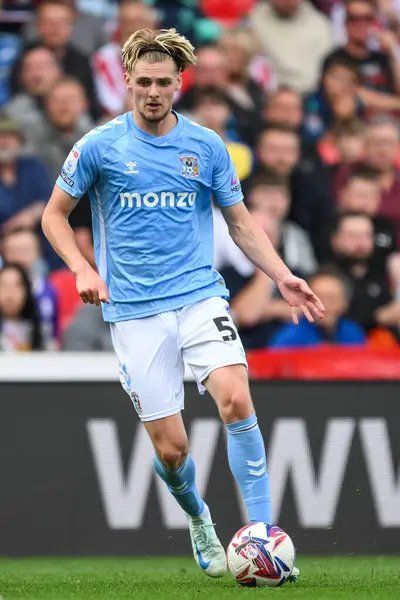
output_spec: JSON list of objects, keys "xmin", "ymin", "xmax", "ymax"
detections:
[
  {"xmin": 262, "ymin": 85, "xmax": 330, "ymax": 170},
  {"xmin": 363, "ymin": 115, "xmax": 400, "ymax": 245},
  {"xmin": 64, "ymin": 0, "xmax": 108, "ymax": 56},
  {"xmin": 263, "ymin": 87, "xmax": 304, "ymax": 131},
  {"xmin": 249, "ymin": 0, "xmax": 333, "ymax": 94},
  {"xmin": 304, "ymin": 56, "xmax": 365, "ymax": 142},
  {"xmin": 269, "ymin": 268, "xmax": 366, "ymax": 347},
  {"xmin": 5, "ymin": 45, "xmax": 62, "ymax": 136},
  {"xmin": 93, "ymin": 0, "xmax": 158, "ymax": 117},
  {"xmin": 328, "ymin": 0, "xmax": 400, "ymax": 51},
  {"xmin": 192, "ymin": 87, "xmax": 253, "ymax": 180},
  {"xmin": 213, "ymin": 173, "xmax": 318, "ymax": 348},
  {"xmin": 214, "ymin": 210, "xmax": 293, "ymax": 349},
  {"xmin": 337, "ymin": 164, "xmax": 397, "ymax": 272},
  {"xmin": 336, "ymin": 115, "xmax": 400, "ymax": 245},
  {"xmin": 323, "ymin": 0, "xmax": 400, "ymax": 113},
  {"xmin": 246, "ymin": 173, "xmax": 318, "ymax": 277},
  {"xmin": 334, "ymin": 118, "xmax": 366, "ymax": 162},
  {"xmin": 254, "ymin": 124, "xmax": 300, "ymax": 179},
  {"xmin": 250, "ymin": 124, "xmax": 335, "ymax": 255},
  {"xmin": 0, "ymin": 114, "xmax": 52, "ymax": 236},
  {"xmin": 217, "ymin": 27, "xmax": 265, "ymax": 146},
  {"xmin": 12, "ymin": 0, "xmax": 100, "ymax": 120},
  {"xmin": 318, "ymin": 118, "xmax": 366, "ymax": 165},
  {"xmin": 1, "ymin": 229, "xmax": 59, "ymax": 347},
  {"xmin": 0, "ymin": 262, "xmax": 44, "ymax": 351},
  {"xmin": 334, "ymin": 161, "xmax": 400, "ymax": 291},
  {"xmin": 77, "ymin": 0, "xmax": 117, "ymax": 19},
  {"xmin": 329, "ymin": 211, "xmax": 400, "ymax": 335},
  {"xmin": 62, "ymin": 303, "xmax": 113, "ymax": 350},
  {"xmin": 25, "ymin": 77, "xmax": 93, "ymax": 180},
  {"xmin": 24, "ymin": 0, "xmax": 108, "ymax": 57},
  {"xmin": 175, "ymin": 45, "xmax": 229, "ymax": 113},
  {"xmin": 215, "ymin": 173, "xmax": 317, "ymax": 283},
  {"xmin": 147, "ymin": 0, "xmax": 223, "ymax": 46}
]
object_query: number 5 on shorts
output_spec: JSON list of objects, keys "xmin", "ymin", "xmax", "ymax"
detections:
[{"xmin": 213, "ymin": 316, "xmax": 238, "ymax": 341}]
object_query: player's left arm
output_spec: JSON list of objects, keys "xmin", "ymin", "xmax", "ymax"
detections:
[
  {"xmin": 211, "ymin": 135, "xmax": 324, "ymax": 323},
  {"xmin": 221, "ymin": 202, "xmax": 325, "ymax": 323}
]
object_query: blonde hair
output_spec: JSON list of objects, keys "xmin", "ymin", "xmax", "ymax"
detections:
[{"xmin": 122, "ymin": 28, "xmax": 197, "ymax": 73}]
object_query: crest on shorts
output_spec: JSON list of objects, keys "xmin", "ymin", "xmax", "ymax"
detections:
[
  {"xmin": 131, "ymin": 391, "xmax": 142, "ymax": 415},
  {"xmin": 121, "ymin": 363, "xmax": 142, "ymax": 415},
  {"xmin": 180, "ymin": 155, "xmax": 199, "ymax": 178}
]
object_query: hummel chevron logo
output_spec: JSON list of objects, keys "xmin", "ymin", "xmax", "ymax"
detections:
[
  {"xmin": 249, "ymin": 467, "xmax": 266, "ymax": 477},
  {"xmin": 247, "ymin": 458, "xmax": 265, "ymax": 468},
  {"xmin": 170, "ymin": 482, "xmax": 188, "ymax": 494}
]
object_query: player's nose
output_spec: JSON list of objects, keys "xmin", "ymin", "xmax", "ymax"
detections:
[{"xmin": 148, "ymin": 83, "xmax": 160, "ymax": 98}]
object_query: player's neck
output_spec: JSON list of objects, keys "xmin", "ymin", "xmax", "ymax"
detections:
[{"xmin": 133, "ymin": 110, "xmax": 177, "ymax": 137}]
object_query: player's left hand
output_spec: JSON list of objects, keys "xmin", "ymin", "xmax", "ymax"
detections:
[{"xmin": 277, "ymin": 273, "xmax": 325, "ymax": 325}]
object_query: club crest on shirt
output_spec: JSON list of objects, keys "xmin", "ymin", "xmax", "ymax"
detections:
[{"xmin": 180, "ymin": 155, "xmax": 199, "ymax": 178}]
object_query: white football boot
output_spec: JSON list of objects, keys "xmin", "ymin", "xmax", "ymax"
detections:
[
  {"xmin": 188, "ymin": 504, "xmax": 227, "ymax": 578},
  {"xmin": 289, "ymin": 566, "xmax": 300, "ymax": 582}
]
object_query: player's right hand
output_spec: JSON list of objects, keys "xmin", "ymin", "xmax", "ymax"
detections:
[{"xmin": 75, "ymin": 266, "xmax": 110, "ymax": 306}]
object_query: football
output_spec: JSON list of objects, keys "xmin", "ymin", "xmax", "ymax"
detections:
[{"xmin": 226, "ymin": 522, "xmax": 296, "ymax": 587}]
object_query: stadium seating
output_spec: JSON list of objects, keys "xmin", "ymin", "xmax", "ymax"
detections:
[
  {"xmin": 48, "ymin": 269, "xmax": 82, "ymax": 333},
  {"xmin": 246, "ymin": 346, "xmax": 400, "ymax": 379}
]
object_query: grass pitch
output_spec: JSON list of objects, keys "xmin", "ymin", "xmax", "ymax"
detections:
[{"xmin": 0, "ymin": 556, "xmax": 399, "ymax": 600}]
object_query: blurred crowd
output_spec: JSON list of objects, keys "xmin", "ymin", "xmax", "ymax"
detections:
[{"xmin": 1, "ymin": 0, "xmax": 400, "ymax": 352}]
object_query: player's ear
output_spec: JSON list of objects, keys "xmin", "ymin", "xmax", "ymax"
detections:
[
  {"xmin": 124, "ymin": 71, "xmax": 132, "ymax": 91},
  {"xmin": 175, "ymin": 71, "xmax": 182, "ymax": 92}
]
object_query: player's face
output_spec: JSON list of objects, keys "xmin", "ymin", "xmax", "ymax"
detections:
[{"xmin": 127, "ymin": 59, "xmax": 181, "ymax": 124}]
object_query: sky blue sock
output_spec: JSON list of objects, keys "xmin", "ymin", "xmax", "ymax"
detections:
[
  {"xmin": 153, "ymin": 453, "xmax": 205, "ymax": 518},
  {"xmin": 226, "ymin": 413, "xmax": 272, "ymax": 524}
]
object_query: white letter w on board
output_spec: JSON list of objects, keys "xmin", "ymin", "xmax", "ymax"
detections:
[{"xmin": 87, "ymin": 419, "xmax": 220, "ymax": 529}]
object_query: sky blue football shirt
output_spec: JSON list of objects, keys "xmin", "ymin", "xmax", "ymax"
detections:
[{"xmin": 56, "ymin": 111, "xmax": 244, "ymax": 322}]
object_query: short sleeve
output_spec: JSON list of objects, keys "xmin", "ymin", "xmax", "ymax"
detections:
[
  {"xmin": 56, "ymin": 138, "xmax": 100, "ymax": 198},
  {"xmin": 211, "ymin": 135, "xmax": 244, "ymax": 207}
]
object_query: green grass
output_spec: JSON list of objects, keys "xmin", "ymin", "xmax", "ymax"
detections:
[{"xmin": 0, "ymin": 557, "xmax": 399, "ymax": 600}]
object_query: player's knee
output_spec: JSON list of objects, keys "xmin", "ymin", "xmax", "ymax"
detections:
[
  {"xmin": 158, "ymin": 443, "xmax": 188, "ymax": 470},
  {"xmin": 218, "ymin": 387, "xmax": 253, "ymax": 424}
]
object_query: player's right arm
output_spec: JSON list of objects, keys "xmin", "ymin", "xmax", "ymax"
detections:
[
  {"xmin": 42, "ymin": 187, "xmax": 109, "ymax": 306},
  {"xmin": 42, "ymin": 135, "xmax": 109, "ymax": 306}
]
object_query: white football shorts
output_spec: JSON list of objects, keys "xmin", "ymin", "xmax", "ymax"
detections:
[{"xmin": 110, "ymin": 297, "xmax": 247, "ymax": 422}]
